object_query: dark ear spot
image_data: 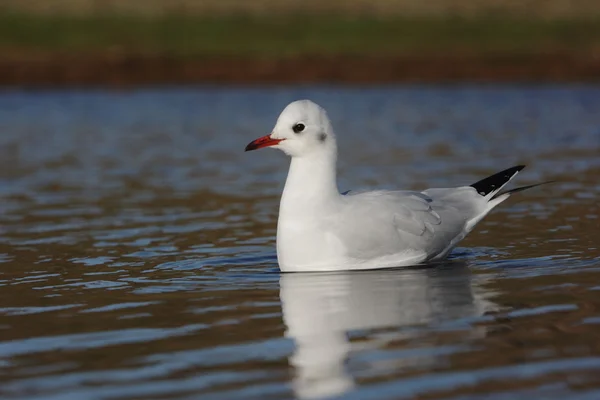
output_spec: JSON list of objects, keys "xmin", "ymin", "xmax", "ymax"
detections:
[{"xmin": 318, "ymin": 133, "xmax": 327, "ymax": 143}]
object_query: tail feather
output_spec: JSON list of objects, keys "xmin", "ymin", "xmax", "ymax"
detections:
[{"xmin": 470, "ymin": 165, "xmax": 525, "ymax": 200}]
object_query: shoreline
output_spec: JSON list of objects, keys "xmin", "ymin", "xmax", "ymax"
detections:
[
  {"xmin": 2, "ymin": 14, "xmax": 599, "ymax": 87},
  {"xmin": 2, "ymin": 53, "xmax": 600, "ymax": 88}
]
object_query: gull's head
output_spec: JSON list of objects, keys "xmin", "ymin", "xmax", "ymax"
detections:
[{"xmin": 245, "ymin": 100, "xmax": 335, "ymax": 157}]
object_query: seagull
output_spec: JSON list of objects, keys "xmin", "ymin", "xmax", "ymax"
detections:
[{"xmin": 245, "ymin": 100, "xmax": 547, "ymax": 272}]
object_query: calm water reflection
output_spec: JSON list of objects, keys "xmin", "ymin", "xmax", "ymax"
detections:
[
  {"xmin": 282, "ymin": 264, "xmax": 495, "ymax": 399},
  {"xmin": 0, "ymin": 86, "xmax": 599, "ymax": 399}
]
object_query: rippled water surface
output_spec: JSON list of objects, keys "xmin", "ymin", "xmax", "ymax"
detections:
[{"xmin": 1, "ymin": 86, "xmax": 599, "ymax": 399}]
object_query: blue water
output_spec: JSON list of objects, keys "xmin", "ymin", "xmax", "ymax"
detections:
[{"xmin": 0, "ymin": 86, "xmax": 599, "ymax": 399}]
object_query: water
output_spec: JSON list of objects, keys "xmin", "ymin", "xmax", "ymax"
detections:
[{"xmin": 0, "ymin": 86, "xmax": 599, "ymax": 399}]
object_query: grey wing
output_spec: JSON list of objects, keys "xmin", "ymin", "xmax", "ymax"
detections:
[
  {"xmin": 423, "ymin": 186, "xmax": 487, "ymax": 222},
  {"xmin": 335, "ymin": 191, "xmax": 443, "ymax": 259},
  {"xmin": 387, "ymin": 187, "xmax": 486, "ymax": 254},
  {"xmin": 334, "ymin": 187, "xmax": 485, "ymax": 260},
  {"xmin": 390, "ymin": 191, "xmax": 441, "ymax": 237}
]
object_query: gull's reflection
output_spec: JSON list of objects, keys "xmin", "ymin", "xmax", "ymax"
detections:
[{"xmin": 279, "ymin": 262, "xmax": 497, "ymax": 399}]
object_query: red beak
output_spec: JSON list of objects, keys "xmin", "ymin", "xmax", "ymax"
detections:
[{"xmin": 245, "ymin": 134, "xmax": 283, "ymax": 152}]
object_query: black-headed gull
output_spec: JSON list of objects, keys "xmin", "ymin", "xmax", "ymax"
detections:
[{"xmin": 246, "ymin": 100, "xmax": 546, "ymax": 272}]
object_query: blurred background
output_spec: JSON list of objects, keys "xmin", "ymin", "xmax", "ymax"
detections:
[
  {"xmin": 2, "ymin": 2, "xmax": 600, "ymax": 400},
  {"xmin": 1, "ymin": 0, "xmax": 600, "ymax": 85}
]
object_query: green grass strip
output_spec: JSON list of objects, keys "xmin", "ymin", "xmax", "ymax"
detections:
[{"xmin": 1, "ymin": 13, "xmax": 599, "ymax": 56}]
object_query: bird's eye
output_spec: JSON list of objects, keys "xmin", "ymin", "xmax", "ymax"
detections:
[{"xmin": 292, "ymin": 123, "xmax": 305, "ymax": 133}]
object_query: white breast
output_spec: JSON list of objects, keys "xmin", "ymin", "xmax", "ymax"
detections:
[{"xmin": 276, "ymin": 215, "xmax": 347, "ymax": 272}]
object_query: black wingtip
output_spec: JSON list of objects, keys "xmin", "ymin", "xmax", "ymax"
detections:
[{"xmin": 470, "ymin": 165, "xmax": 526, "ymax": 197}]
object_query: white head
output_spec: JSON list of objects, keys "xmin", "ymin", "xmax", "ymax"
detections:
[{"xmin": 245, "ymin": 100, "xmax": 336, "ymax": 158}]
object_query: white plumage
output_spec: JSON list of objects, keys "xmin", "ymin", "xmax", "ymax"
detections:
[{"xmin": 245, "ymin": 100, "xmax": 536, "ymax": 272}]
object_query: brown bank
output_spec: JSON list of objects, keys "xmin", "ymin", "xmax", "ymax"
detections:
[
  {"xmin": 2, "ymin": 52, "xmax": 600, "ymax": 87},
  {"xmin": 2, "ymin": 13, "xmax": 600, "ymax": 87}
]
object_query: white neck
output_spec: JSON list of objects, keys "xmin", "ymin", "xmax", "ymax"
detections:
[{"xmin": 280, "ymin": 149, "xmax": 340, "ymax": 215}]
